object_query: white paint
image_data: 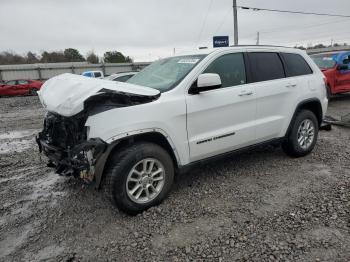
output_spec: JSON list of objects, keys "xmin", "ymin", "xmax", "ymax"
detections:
[
  {"xmin": 37, "ymin": 73, "xmax": 160, "ymax": 117},
  {"xmin": 41, "ymin": 46, "xmax": 328, "ymax": 166}
]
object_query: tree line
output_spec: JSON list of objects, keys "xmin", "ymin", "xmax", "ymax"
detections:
[
  {"xmin": 294, "ymin": 42, "xmax": 349, "ymax": 50},
  {"xmin": 0, "ymin": 48, "xmax": 133, "ymax": 65},
  {"xmin": 1, "ymin": 43, "xmax": 348, "ymax": 65}
]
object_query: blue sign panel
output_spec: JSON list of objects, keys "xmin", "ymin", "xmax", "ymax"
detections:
[{"xmin": 213, "ymin": 36, "xmax": 229, "ymax": 48}]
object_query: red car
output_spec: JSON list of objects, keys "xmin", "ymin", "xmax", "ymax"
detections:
[
  {"xmin": 311, "ymin": 51, "xmax": 350, "ymax": 98},
  {"xmin": 0, "ymin": 79, "xmax": 43, "ymax": 96}
]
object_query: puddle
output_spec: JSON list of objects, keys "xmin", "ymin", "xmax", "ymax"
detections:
[
  {"xmin": 25, "ymin": 172, "xmax": 67, "ymax": 201},
  {"xmin": 0, "ymin": 166, "xmax": 41, "ymax": 183},
  {"xmin": 0, "ymin": 129, "xmax": 39, "ymax": 140},
  {"xmin": 0, "ymin": 129, "xmax": 39, "ymax": 154},
  {"xmin": 0, "ymin": 139, "xmax": 34, "ymax": 154}
]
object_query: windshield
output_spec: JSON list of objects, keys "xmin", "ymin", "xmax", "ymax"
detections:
[
  {"xmin": 127, "ymin": 55, "xmax": 206, "ymax": 92},
  {"xmin": 105, "ymin": 74, "xmax": 116, "ymax": 80},
  {"xmin": 311, "ymin": 53, "xmax": 337, "ymax": 69}
]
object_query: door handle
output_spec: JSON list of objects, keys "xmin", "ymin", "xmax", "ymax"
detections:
[
  {"xmin": 286, "ymin": 84, "xmax": 297, "ymax": 88},
  {"xmin": 239, "ymin": 91, "xmax": 253, "ymax": 96}
]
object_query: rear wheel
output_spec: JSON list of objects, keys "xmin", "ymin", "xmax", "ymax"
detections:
[
  {"xmin": 103, "ymin": 142, "xmax": 174, "ymax": 215},
  {"xmin": 282, "ymin": 110, "xmax": 319, "ymax": 157}
]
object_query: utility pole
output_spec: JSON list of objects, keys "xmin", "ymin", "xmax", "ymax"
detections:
[
  {"xmin": 233, "ymin": 0, "xmax": 238, "ymax": 45},
  {"xmin": 256, "ymin": 31, "xmax": 260, "ymax": 45}
]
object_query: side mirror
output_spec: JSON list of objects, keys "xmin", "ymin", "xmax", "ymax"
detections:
[
  {"xmin": 189, "ymin": 73, "xmax": 222, "ymax": 94},
  {"xmin": 337, "ymin": 64, "xmax": 349, "ymax": 71}
]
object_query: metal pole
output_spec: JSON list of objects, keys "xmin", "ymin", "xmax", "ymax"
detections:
[
  {"xmin": 233, "ymin": 0, "xmax": 238, "ymax": 45},
  {"xmin": 37, "ymin": 67, "xmax": 42, "ymax": 81}
]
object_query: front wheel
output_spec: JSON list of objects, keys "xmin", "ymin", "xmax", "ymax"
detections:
[
  {"xmin": 282, "ymin": 110, "xmax": 319, "ymax": 158},
  {"xmin": 103, "ymin": 142, "xmax": 174, "ymax": 215}
]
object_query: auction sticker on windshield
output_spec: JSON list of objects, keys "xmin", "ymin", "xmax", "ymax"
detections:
[{"xmin": 178, "ymin": 59, "xmax": 200, "ymax": 64}]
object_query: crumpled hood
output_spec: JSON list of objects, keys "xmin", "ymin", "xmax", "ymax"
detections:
[{"xmin": 38, "ymin": 73, "xmax": 160, "ymax": 117}]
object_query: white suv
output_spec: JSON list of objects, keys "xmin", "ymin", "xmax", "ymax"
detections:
[{"xmin": 37, "ymin": 46, "xmax": 328, "ymax": 214}]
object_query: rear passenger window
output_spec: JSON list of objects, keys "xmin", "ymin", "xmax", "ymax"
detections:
[
  {"xmin": 204, "ymin": 53, "xmax": 246, "ymax": 88},
  {"xmin": 281, "ymin": 53, "xmax": 313, "ymax": 77},
  {"xmin": 248, "ymin": 52, "xmax": 285, "ymax": 82}
]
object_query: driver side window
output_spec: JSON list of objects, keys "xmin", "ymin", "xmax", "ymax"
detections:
[{"xmin": 203, "ymin": 53, "xmax": 246, "ymax": 88}]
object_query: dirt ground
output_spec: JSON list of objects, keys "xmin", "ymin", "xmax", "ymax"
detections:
[{"xmin": 0, "ymin": 95, "xmax": 349, "ymax": 261}]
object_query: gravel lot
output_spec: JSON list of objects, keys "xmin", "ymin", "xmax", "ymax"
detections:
[{"xmin": 0, "ymin": 95, "xmax": 349, "ymax": 261}]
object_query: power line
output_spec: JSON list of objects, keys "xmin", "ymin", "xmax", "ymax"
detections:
[
  {"xmin": 238, "ymin": 6, "xmax": 350, "ymax": 18},
  {"xmin": 240, "ymin": 18, "xmax": 350, "ymax": 39},
  {"xmin": 214, "ymin": 8, "xmax": 231, "ymax": 34},
  {"xmin": 196, "ymin": 0, "xmax": 214, "ymax": 46}
]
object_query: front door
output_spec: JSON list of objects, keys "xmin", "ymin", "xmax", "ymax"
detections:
[{"xmin": 186, "ymin": 52, "xmax": 256, "ymax": 162}]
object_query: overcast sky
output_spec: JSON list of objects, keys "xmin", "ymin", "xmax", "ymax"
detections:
[{"xmin": 1, "ymin": 0, "xmax": 350, "ymax": 61}]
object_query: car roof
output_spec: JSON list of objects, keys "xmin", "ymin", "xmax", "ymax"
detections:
[{"xmin": 176, "ymin": 45, "xmax": 305, "ymax": 57}]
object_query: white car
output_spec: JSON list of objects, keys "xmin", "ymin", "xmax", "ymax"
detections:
[
  {"xmin": 105, "ymin": 71, "xmax": 138, "ymax": 82},
  {"xmin": 37, "ymin": 46, "xmax": 328, "ymax": 215}
]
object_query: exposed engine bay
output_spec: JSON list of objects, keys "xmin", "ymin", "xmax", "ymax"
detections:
[
  {"xmin": 36, "ymin": 111, "xmax": 106, "ymax": 182},
  {"xmin": 36, "ymin": 74, "xmax": 161, "ymax": 184}
]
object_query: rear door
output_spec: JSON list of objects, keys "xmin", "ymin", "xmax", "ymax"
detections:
[
  {"xmin": 246, "ymin": 52, "xmax": 299, "ymax": 142},
  {"xmin": 186, "ymin": 52, "xmax": 257, "ymax": 162}
]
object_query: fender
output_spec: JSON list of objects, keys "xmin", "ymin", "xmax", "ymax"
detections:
[
  {"xmin": 285, "ymin": 98, "xmax": 323, "ymax": 137},
  {"xmin": 94, "ymin": 128, "xmax": 181, "ymax": 189}
]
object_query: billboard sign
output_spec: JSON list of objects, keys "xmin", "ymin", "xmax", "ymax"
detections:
[{"xmin": 213, "ymin": 36, "xmax": 229, "ymax": 48}]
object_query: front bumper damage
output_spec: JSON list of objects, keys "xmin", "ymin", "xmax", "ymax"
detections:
[
  {"xmin": 36, "ymin": 74, "xmax": 162, "ymax": 186},
  {"xmin": 36, "ymin": 112, "xmax": 108, "ymax": 184},
  {"xmin": 36, "ymin": 136, "xmax": 106, "ymax": 182}
]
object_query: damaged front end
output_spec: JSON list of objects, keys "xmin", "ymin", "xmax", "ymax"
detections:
[
  {"xmin": 36, "ymin": 73, "xmax": 161, "ymax": 184},
  {"xmin": 36, "ymin": 112, "xmax": 107, "ymax": 182}
]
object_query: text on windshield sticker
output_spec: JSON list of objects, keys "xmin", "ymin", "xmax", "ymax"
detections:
[{"xmin": 178, "ymin": 59, "xmax": 200, "ymax": 64}]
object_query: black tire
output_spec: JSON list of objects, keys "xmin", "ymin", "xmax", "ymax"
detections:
[
  {"xmin": 282, "ymin": 110, "xmax": 319, "ymax": 158},
  {"xmin": 103, "ymin": 142, "xmax": 174, "ymax": 215}
]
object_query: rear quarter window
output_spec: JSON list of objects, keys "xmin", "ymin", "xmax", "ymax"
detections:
[
  {"xmin": 247, "ymin": 52, "xmax": 285, "ymax": 82},
  {"xmin": 281, "ymin": 53, "xmax": 313, "ymax": 77}
]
